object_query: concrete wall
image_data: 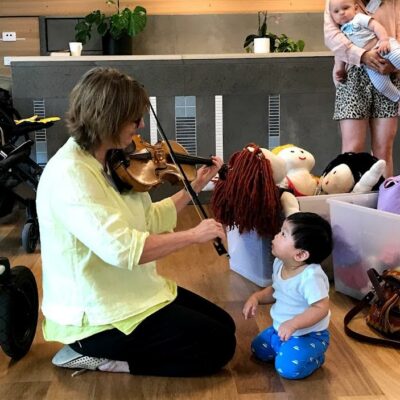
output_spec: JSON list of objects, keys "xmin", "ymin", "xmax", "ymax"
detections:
[
  {"xmin": 1, "ymin": 12, "xmax": 326, "ymax": 78},
  {"xmin": 10, "ymin": 55, "xmax": 338, "ymax": 174},
  {"xmin": 131, "ymin": 13, "xmax": 326, "ymax": 55}
]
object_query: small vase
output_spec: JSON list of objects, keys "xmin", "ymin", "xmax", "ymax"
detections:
[
  {"xmin": 254, "ymin": 37, "xmax": 270, "ymax": 54},
  {"xmin": 102, "ymin": 33, "xmax": 132, "ymax": 55}
]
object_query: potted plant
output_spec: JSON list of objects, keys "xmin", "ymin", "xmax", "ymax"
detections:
[
  {"xmin": 274, "ymin": 34, "xmax": 305, "ymax": 52},
  {"xmin": 75, "ymin": 0, "xmax": 147, "ymax": 55},
  {"xmin": 243, "ymin": 11, "xmax": 305, "ymax": 53},
  {"xmin": 243, "ymin": 11, "xmax": 276, "ymax": 53}
]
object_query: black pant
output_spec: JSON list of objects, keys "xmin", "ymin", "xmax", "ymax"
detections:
[{"xmin": 70, "ymin": 287, "xmax": 236, "ymax": 377}]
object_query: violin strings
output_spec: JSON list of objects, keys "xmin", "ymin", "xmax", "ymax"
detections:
[
  {"xmin": 149, "ymin": 102, "xmax": 228, "ymax": 256},
  {"xmin": 154, "ymin": 124, "xmax": 203, "ymax": 221},
  {"xmin": 151, "ymin": 108, "xmax": 204, "ymax": 221}
]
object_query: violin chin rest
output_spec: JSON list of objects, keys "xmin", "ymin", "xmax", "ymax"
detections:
[
  {"xmin": 157, "ymin": 170, "xmax": 182, "ymax": 185},
  {"xmin": 157, "ymin": 168, "xmax": 196, "ymax": 184}
]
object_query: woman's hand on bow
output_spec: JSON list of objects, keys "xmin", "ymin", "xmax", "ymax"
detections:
[{"xmin": 190, "ymin": 218, "xmax": 226, "ymax": 243}]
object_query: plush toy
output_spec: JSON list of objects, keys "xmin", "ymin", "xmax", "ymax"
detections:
[
  {"xmin": 377, "ymin": 175, "xmax": 400, "ymax": 215},
  {"xmin": 272, "ymin": 144, "xmax": 318, "ymax": 196},
  {"xmin": 210, "ymin": 143, "xmax": 299, "ymax": 238},
  {"xmin": 317, "ymin": 152, "xmax": 386, "ymax": 195},
  {"xmin": 332, "ymin": 225, "xmax": 370, "ymax": 296}
]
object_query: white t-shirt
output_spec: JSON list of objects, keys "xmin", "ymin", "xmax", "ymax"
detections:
[
  {"xmin": 341, "ymin": 13, "xmax": 377, "ymax": 48},
  {"xmin": 270, "ymin": 258, "xmax": 330, "ymax": 336}
]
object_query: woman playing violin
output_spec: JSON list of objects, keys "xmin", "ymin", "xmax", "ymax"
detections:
[{"xmin": 37, "ymin": 67, "xmax": 235, "ymax": 376}]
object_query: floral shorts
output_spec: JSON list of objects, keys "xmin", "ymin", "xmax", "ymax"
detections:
[{"xmin": 333, "ymin": 65, "xmax": 400, "ymax": 120}]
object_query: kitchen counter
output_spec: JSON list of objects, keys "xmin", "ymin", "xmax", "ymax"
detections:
[{"xmin": 10, "ymin": 51, "xmax": 333, "ymax": 63}]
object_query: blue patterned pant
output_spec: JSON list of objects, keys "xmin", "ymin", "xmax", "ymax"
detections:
[{"xmin": 251, "ymin": 326, "xmax": 330, "ymax": 379}]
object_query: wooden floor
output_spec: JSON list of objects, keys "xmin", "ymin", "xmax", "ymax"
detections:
[{"xmin": 0, "ymin": 205, "xmax": 399, "ymax": 400}]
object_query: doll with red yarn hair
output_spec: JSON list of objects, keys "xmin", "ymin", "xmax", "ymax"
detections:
[{"xmin": 211, "ymin": 143, "xmax": 299, "ymax": 238}]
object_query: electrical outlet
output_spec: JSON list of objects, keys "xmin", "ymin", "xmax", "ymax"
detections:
[{"xmin": 2, "ymin": 32, "xmax": 17, "ymax": 42}]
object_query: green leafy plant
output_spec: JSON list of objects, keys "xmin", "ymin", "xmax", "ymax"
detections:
[
  {"xmin": 75, "ymin": 0, "xmax": 147, "ymax": 45},
  {"xmin": 243, "ymin": 11, "xmax": 276, "ymax": 51},
  {"xmin": 243, "ymin": 11, "xmax": 305, "ymax": 53},
  {"xmin": 274, "ymin": 34, "xmax": 305, "ymax": 53}
]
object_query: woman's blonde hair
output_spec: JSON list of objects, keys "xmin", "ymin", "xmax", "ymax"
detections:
[{"xmin": 66, "ymin": 67, "xmax": 150, "ymax": 151}]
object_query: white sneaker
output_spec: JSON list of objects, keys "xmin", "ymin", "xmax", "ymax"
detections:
[{"xmin": 52, "ymin": 345, "xmax": 108, "ymax": 372}]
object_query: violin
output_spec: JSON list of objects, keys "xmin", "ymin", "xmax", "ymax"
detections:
[
  {"xmin": 110, "ymin": 134, "xmax": 214, "ymax": 192},
  {"xmin": 109, "ymin": 103, "xmax": 228, "ymax": 257}
]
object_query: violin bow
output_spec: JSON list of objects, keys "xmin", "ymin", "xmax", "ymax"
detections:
[{"xmin": 149, "ymin": 103, "xmax": 228, "ymax": 257}]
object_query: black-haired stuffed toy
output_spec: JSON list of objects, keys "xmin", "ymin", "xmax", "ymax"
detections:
[{"xmin": 317, "ymin": 152, "xmax": 385, "ymax": 195}]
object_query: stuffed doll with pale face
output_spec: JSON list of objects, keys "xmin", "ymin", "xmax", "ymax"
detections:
[
  {"xmin": 272, "ymin": 144, "xmax": 318, "ymax": 196},
  {"xmin": 210, "ymin": 143, "xmax": 299, "ymax": 238},
  {"xmin": 317, "ymin": 152, "xmax": 386, "ymax": 195}
]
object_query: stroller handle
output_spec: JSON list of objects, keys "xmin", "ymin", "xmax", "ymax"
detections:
[{"xmin": 0, "ymin": 151, "xmax": 28, "ymax": 172}]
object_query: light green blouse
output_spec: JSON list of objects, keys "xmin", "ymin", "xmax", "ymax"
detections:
[
  {"xmin": 43, "ymin": 280, "xmax": 176, "ymax": 344},
  {"xmin": 37, "ymin": 138, "xmax": 178, "ymax": 344}
]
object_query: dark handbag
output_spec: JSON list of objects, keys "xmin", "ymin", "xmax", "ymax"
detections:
[{"xmin": 344, "ymin": 268, "xmax": 400, "ymax": 348}]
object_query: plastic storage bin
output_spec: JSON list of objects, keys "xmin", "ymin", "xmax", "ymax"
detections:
[
  {"xmin": 328, "ymin": 195, "xmax": 400, "ymax": 299},
  {"xmin": 298, "ymin": 192, "xmax": 379, "ymax": 280},
  {"xmin": 227, "ymin": 192, "xmax": 379, "ymax": 287},
  {"xmin": 297, "ymin": 192, "xmax": 378, "ymax": 222},
  {"xmin": 227, "ymin": 228, "xmax": 274, "ymax": 287}
]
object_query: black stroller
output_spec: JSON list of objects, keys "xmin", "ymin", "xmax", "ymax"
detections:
[{"xmin": 0, "ymin": 89, "xmax": 58, "ymax": 252}]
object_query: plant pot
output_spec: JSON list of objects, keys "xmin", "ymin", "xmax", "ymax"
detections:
[
  {"xmin": 254, "ymin": 38, "xmax": 270, "ymax": 54},
  {"xmin": 102, "ymin": 33, "xmax": 132, "ymax": 55}
]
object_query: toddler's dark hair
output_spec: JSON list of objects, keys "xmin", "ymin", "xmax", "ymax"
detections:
[{"xmin": 286, "ymin": 212, "xmax": 332, "ymax": 264}]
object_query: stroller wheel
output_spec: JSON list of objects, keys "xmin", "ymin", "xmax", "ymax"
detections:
[
  {"xmin": 0, "ymin": 262, "xmax": 39, "ymax": 360},
  {"xmin": 22, "ymin": 221, "xmax": 38, "ymax": 253}
]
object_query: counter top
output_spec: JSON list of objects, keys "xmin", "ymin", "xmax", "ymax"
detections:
[{"xmin": 10, "ymin": 51, "xmax": 333, "ymax": 63}]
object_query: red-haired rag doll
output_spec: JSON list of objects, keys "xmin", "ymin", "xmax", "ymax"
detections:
[{"xmin": 211, "ymin": 143, "xmax": 298, "ymax": 238}]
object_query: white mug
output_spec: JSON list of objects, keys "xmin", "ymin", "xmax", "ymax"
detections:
[{"xmin": 69, "ymin": 42, "xmax": 83, "ymax": 56}]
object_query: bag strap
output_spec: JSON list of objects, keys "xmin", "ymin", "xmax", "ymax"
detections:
[
  {"xmin": 367, "ymin": 269, "xmax": 385, "ymax": 302},
  {"xmin": 344, "ymin": 291, "xmax": 400, "ymax": 349}
]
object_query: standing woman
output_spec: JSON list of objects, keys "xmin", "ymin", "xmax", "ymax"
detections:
[
  {"xmin": 37, "ymin": 67, "xmax": 235, "ymax": 376},
  {"xmin": 324, "ymin": 0, "xmax": 400, "ymax": 177}
]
